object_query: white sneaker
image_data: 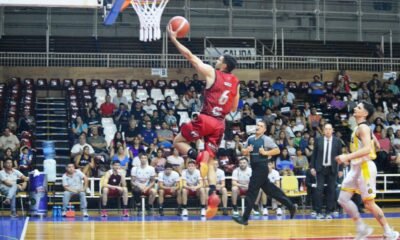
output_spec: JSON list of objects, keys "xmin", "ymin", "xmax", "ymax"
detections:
[
  {"xmin": 355, "ymin": 224, "xmax": 373, "ymax": 240},
  {"xmin": 384, "ymin": 229, "xmax": 400, "ymax": 240},
  {"xmin": 181, "ymin": 209, "xmax": 188, "ymax": 217},
  {"xmin": 83, "ymin": 210, "xmax": 89, "ymax": 218},
  {"xmin": 86, "ymin": 188, "xmax": 91, "ymax": 194},
  {"xmin": 311, "ymin": 211, "xmax": 317, "ymax": 217},
  {"xmin": 252, "ymin": 210, "xmax": 260, "ymax": 216},
  {"xmin": 200, "ymin": 208, "xmax": 206, "ymax": 217},
  {"xmin": 276, "ymin": 208, "xmax": 283, "ymax": 216},
  {"xmin": 262, "ymin": 208, "xmax": 269, "ymax": 216},
  {"xmin": 232, "ymin": 210, "xmax": 239, "ymax": 216}
]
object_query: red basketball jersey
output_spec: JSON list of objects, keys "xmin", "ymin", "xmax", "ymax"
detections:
[{"xmin": 200, "ymin": 70, "xmax": 239, "ymax": 120}]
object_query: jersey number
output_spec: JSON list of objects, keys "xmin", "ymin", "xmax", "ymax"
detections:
[{"xmin": 211, "ymin": 90, "xmax": 230, "ymax": 116}]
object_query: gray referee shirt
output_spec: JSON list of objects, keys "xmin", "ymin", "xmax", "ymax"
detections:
[{"xmin": 244, "ymin": 135, "xmax": 278, "ymax": 164}]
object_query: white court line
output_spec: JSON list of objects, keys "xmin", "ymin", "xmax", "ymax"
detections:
[{"xmin": 20, "ymin": 217, "xmax": 29, "ymax": 240}]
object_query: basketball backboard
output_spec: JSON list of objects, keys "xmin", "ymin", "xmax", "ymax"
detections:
[{"xmin": 0, "ymin": 0, "xmax": 103, "ymax": 8}]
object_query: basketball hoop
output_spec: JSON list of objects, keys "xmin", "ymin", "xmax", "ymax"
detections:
[{"xmin": 131, "ymin": 0, "xmax": 169, "ymax": 42}]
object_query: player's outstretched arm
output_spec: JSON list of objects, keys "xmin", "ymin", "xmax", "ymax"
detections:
[
  {"xmin": 231, "ymin": 85, "xmax": 241, "ymax": 113},
  {"xmin": 167, "ymin": 25, "xmax": 214, "ymax": 81}
]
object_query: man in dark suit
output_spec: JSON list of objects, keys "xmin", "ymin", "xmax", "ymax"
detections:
[{"xmin": 310, "ymin": 123, "xmax": 343, "ymax": 219}]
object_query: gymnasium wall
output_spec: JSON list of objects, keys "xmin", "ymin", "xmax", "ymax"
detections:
[{"xmin": 0, "ymin": 67, "xmax": 378, "ymax": 83}]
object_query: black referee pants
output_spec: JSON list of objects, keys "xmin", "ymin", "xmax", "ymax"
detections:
[{"xmin": 243, "ymin": 162, "xmax": 293, "ymax": 221}]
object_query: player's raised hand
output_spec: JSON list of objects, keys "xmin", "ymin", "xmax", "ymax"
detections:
[{"xmin": 166, "ymin": 24, "xmax": 177, "ymax": 39}]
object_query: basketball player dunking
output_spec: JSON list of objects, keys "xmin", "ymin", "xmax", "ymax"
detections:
[
  {"xmin": 167, "ymin": 26, "xmax": 240, "ymax": 218},
  {"xmin": 336, "ymin": 101, "xmax": 399, "ymax": 240}
]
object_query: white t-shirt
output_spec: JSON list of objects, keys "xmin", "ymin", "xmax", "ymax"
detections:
[
  {"xmin": 167, "ymin": 155, "xmax": 184, "ymax": 167},
  {"xmin": 216, "ymin": 168, "xmax": 225, "ymax": 185},
  {"xmin": 131, "ymin": 165, "xmax": 156, "ymax": 186},
  {"xmin": 268, "ymin": 169, "xmax": 280, "ymax": 183},
  {"xmin": 143, "ymin": 104, "xmax": 158, "ymax": 116},
  {"xmin": 158, "ymin": 171, "xmax": 180, "ymax": 187},
  {"xmin": 390, "ymin": 124, "xmax": 400, "ymax": 133},
  {"xmin": 182, "ymin": 169, "xmax": 202, "ymax": 186},
  {"xmin": 232, "ymin": 167, "xmax": 252, "ymax": 187},
  {"xmin": 131, "ymin": 156, "xmax": 141, "ymax": 168},
  {"xmin": 71, "ymin": 143, "xmax": 95, "ymax": 155}
]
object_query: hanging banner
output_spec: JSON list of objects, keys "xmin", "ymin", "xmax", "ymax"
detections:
[{"xmin": 205, "ymin": 47, "xmax": 257, "ymax": 64}]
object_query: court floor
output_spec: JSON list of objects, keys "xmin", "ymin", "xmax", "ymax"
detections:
[{"xmin": 2, "ymin": 210, "xmax": 400, "ymax": 240}]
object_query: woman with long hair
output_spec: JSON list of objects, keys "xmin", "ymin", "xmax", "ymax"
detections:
[
  {"xmin": 151, "ymin": 148, "xmax": 167, "ymax": 174},
  {"xmin": 74, "ymin": 146, "xmax": 95, "ymax": 177}
]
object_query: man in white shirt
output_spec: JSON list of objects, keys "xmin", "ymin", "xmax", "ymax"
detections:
[
  {"xmin": 112, "ymin": 89, "xmax": 128, "ymax": 107},
  {"xmin": 281, "ymin": 87, "xmax": 295, "ymax": 104},
  {"xmin": 157, "ymin": 163, "xmax": 181, "ymax": 216},
  {"xmin": 390, "ymin": 117, "xmax": 400, "ymax": 133},
  {"xmin": 231, "ymin": 157, "xmax": 252, "ymax": 216},
  {"xmin": 70, "ymin": 133, "xmax": 95, "ymax": 158},
  {"xmin": 181, "ymin": 160, "xmax": 206, "ymax": 217},
  {"xmin": 131, "ymin": 154, "xmax": 156, "ymax": 215},
  {"xmin": 205, "ymin": 160, "xmax": 228, "ymax": 216},
  {"xmin": 166, "ymin": 148, "xmax": 184, "ymax": 174},
  {"xmin": 0, "ymin": 159, "xmax": 29, "ymax": 217},
  {"xmin": 62, "ymin": 163, "xmax": 89, "ymax": 217},
  {"xmin": 143, "ymin": 98, "xmax": 158, "ymax": 116}
]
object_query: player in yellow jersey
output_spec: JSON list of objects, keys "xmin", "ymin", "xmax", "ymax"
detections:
[{"xmin": 336, "ymin": 101, "xmax": 399, "ymax": 240}]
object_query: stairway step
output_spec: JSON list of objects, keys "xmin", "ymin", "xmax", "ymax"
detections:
[
  {"xmin": 36, "ymin": 108, "xmax": 67, "ymax": 112},
  {"xmin": 37, "ymin": 97, "xmax": 65, "ymax": 101},
  {"xmin": 36, "ymin": 155, "xmax": 70, "ymax": 161},
  {"xmin": 36, "ymin": 113, "xmax": 67, "ymax": 117},
  {"xmin": 36, "ymin": 120, "xmax": 68, "ymax": 123},
  {"xmin": 36, "ymin": 147, "xmax": 70, "ymax": 151},
  {"xmin": 35, "ymin": 140, "xmax": 69, "ymax": 143},
  {"xmin": 36, "ymin": 126, "xmax": 68, "ymax": 130},
  {"xmin": 36, "ymin": 132, "xmax": 68, "ymax": 136},
  {"xmin": 36, "ymin": 102, "xmax": 65, "ymax": 106}
]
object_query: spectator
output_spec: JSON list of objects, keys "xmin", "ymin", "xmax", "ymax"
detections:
[
  {"xmin": 265, "ymin": 161, "xmax": 283, "ymax": 216},
  {"xmin": 146, "ymin": 142, "xmax": 158, "ymax": 160},
  {"xmin": 62, "ymin": 163, "xmax": 89, "ymax": 217},
  {"xmin": 101, "ymin": 160, "xmax": 129, "ymax": 217},
  {"xmin": 151, "ymin": 149, "xmax": 167, "ymax": 174},
  {"xmin": 87, "ymin": 108, "xmax": 101, "ymax": 129},
  {"xmin": 157, "ymin": 163, "xmax": 181, "ymax": 216},
  {"xmin": 305, "ymin": 168, "xmax": 317, "ymax": 217},
  {"xmin": 334, "ymin": 75, "xmax": 350, "ymax": 96},
  {"xmin": 239, "ymin": 81, "xmax": 249, "ymax": 98},
  {"xmin": 130, "ymin": 101, "xmax": 146, "ymax": 121},
  {"xmin": 372, "ymin": 106, "xmax": 387, "ymax": 122},
  {"xmin": 143, "ymin": 98, "xmax": 157, "ymax": 116},
  {"xmin": 275, "ymin": 131, "xmax": 289, "ymax": 151},
  {"xmin": 231, "ymin": 157, "xmax": 252, "ymax": 216},
  {"xmin": 282, "ymin": 87, "xmax": 295, "ymax": 104},
  {"xmin": 71, "ymin": 116, "xmax": 89, "ymax": 140},
  {"xmin": 167, "ymin": 148, "xmax": 184, "ymax": 174},
  {"xmin": 262, "ymin": 91, "xmax": 274, "ymax": 109},
  {"xmin": 276, "ymin": 148, "xmax": 293, "ymax": 172},
  {"xmin": 99, "ymin": 95, "xmax": 116, "ymax": 118},
  {"xmin": 388, "ymin": 78, "xmax": 400, "ymax": 95},
  {"xmin": 373, "ymin": 124, "xmax": 385, "ymax": 140},
  {"xmin": 111, "ymin": 145, "xmax": 132, "ymax": 174},
  {"xmin": 390, "ymin": 117, "xmax": 400, "ymax": 133},
  {"xmin": 17, "ymin": 109, "xmax": 35, "ymax": 134},
  {"xmin": 345, "ymin": 94, "xmax": 357, "ymax": 113},
  {"xmin": 7, "ymin": 117, "xmax": 17, "ymax": 133},
  {"xmin": 251, "ymin": 96, "xmax": 264, "ymax": 118},
  {"xmin": 128, "ymin": 136, "xmax": 144, "ymax": 157},
  {"xmin": 74, "ymin": 145, "xmax": 95, "ymax": 181},
  {"xmin": 263, "ymin": 108, "xmax": 276, "ymax": 126},
  {"xmin": 176, "ymin": 76, "xmax": 190, "ymax": 96},
  {"xmin": 367, "ymin": 73, "xmax": 382, "ymax": 94},
  {"xmin": 160, "ymin": 96, "xmax": 176, "ymax": 117},
  {"xmin": 109, "ymin": 131, "xmax": 125, "ymax": 152},
  {"xmin": 164, "ymin": 109, "xmax": 178, "ymax": 127},
  {"xmin": 151, "ymin": 110, "xmax": 164, "ymax": 127},
  {"xmin": 279, "ymin": 95, "xmax": 292, "ymax": 118},
  {"xmin": 246, "ymin": 91, "xmax": 257, "ymax": 106},
  {"xmin": 0, "ymin": 128, "xmax": 20, "ymax": 155},
  {"xmin": 330, "ymin": 95, "xmax": 346, "ymax": 111},
  {"xmin": 125, "ymin": 119, "xmax": 141, "ymax": 144},
  {"xmin": 70, "ymin": 133, "xmax": 95, "ymax": 159},
  {"xmin": 87, "ymin": 127, "xmax": 108, "ymax": 154},
  {"xmin": 141, "ymin": 121, "xmax": 157, "ymax": 146},
  {"xmin": 114, "ymin": 103, "xmax": 130, "ymax": 133},
  {"xmin": 304, "ymin": 136, "xmax": 315, "ymax": 158},
  {"xmin": 0, "ymin": 158, "xmax": 28, "ymax": 217},
  {"xmin": 373, "ymin": 44, "xmax": 384, "ymax": 58},
  {"xmin": 176, "ymin": 94, "xmax": 190, "ymax": 112},
  {"xmin": 188, "ymin": 92, "xmax": 202, "ymax": 113},
  {"xmin": 18, "ymin": 146, "xmax": 32, "ymax": 176},
  {"xmin": 308, "ymin": 107, "xmax": 321, "ymax": 130},
  {"xmin": 271, "ymin": 90, "xmax": 282, "ymax": 109},
  {"xmin": 113, "ymin": 89, "xmax": 128, "ymax": 107},
  {"xmin": 292, "ymin": 148, "xmax": 309, "ymax": 176},
  {"xmin": 181, "ymin": 160, "xmax": 206, "ymax": 217},
  {"xmin": 131, "ymin": 154, "xmax": 157, "ymax": 215},
  {"xmin": 272, "ymin": 76, "xmax": 285, "ymax": 93},
  {"xmin": 294, "ymin": 109, "xmax": 307, "ymax": 132},
  {"xmin": 240, "ymin": 105, "xmax": 256, "ymax": 126},
  {"xmin": 303, "ymin": 102, "xmax": 311, "ymax": 118},
  {"xmin": 371, "ymin": 92, "xmax": 384, "ymax": 108},
  {"xmin": 309, "ymin": 75, "xmax": 325, "ymax": 102},
  {"xmin": 357, "ymin": 82, "xmax": 370, "ymax": 102},
  {"xmin": 387, "ymin": 107, "xmax": 399, "ymax": 124},
  {"xmin": 156, "ymin": 122, "xmax": 174, "ymax": 148},
  {"xmin": 128, "ymin": 91, "xmax": 138, "ymax": 110}
]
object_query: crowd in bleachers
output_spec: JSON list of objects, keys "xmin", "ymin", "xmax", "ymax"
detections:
[{"xmin": 1, "ymin": 72, "xmax": 400, "ymax": 217}]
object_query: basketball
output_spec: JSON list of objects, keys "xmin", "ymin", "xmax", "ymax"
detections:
[
  {"xmin": 168, "ymin": 16, "xmax": 190, "ymax": 38},
  {"xmin": 208, "ymin": 194, "xmax": 221, "ymax": 208},
  {"xmin": 205, "ymin": 207, "xmax": 218, "ymax": 219}
]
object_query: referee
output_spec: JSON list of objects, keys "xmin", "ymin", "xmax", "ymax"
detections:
[{"xmin": 232, "ymin": 121, "xmax": 296, "ymax": 225}]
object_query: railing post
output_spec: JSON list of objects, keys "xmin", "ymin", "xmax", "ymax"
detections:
[
  {"xmin": 336, "ymin": 57, "xmax": 339, "ymax": 71},
  {"xmin": 107, "ymin": 54, "xmax": 110, "ymax": 68}
]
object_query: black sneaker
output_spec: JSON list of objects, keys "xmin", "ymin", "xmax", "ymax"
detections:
[
  {"xmin": 222, "ymin": 208, "xmax": 229, "ymax": 216},
  {"xmin": 232, "ymin": 215, "xmax": 248, "ymax": 226},
  {"xmin": 159, "ymin": 208, "xmax": 164, "ymax": 216}
]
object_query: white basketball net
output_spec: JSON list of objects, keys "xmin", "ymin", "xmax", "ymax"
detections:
[{"xmin": 131, "ymin": 0, "xmax": 169, "ymax": 42}]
